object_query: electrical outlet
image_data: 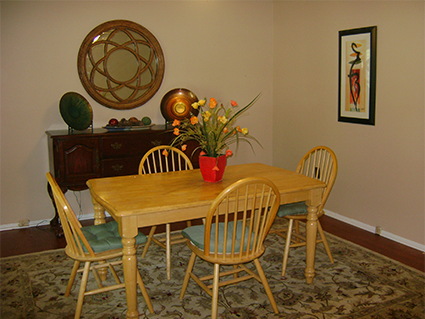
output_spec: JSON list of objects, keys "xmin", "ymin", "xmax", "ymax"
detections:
[
  {"xmin": 18, "ymin": 219, "xmax": 30, "ymax": 227},
  {"xmin": 375, "ymin": 226, "xmax": 382, "ymax": 236}
]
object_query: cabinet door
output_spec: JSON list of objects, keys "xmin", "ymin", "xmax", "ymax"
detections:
[{"xmin": 54, "ymin": 138, "xmax": 100, "ymax": 190}]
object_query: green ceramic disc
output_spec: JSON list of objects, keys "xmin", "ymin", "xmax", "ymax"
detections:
[{"xmin": 59, "ymin": 92, "xmax": 93, "ymax": 130}]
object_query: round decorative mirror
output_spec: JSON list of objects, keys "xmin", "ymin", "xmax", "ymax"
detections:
[{"xmin": 77, "ymin": 20, "xmax": 165, "ymax": 110}]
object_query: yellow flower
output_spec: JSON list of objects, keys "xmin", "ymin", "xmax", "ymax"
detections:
[
  {"xmin": 218, "ymin": 116, "xmax": 228, "ymax": 124},
  {"xmin": 190, "ymin": 116, "xmax": 199, "ymax": 125},
  {"xmin": 242, "ymin": 128, "xmax": 249, "ymax": 135},
  {"xmin": 198, "ymin": 99, "xmax": 206, "ymax": 106},
  {"xmin": 191, "ymin": 102, "xmax": 199, "ymax": 110},
  {"xmin": 203, "ymin": 111, "xmax": 211, "ymax": 122},
  {"xmin": 209, "ymin": 98, "xmax": 217, "ymax": 109}
]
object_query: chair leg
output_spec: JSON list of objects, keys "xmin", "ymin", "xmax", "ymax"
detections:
[
  {"xmin": 65, "ymin": 261, "xmax": 80, "ymax": 297},
  {"xmin": 211, "ymin": 263, "xmax": 220, "ymax": 319},
  {"xmin": 74, "ymin": 262, "xmax": 90, "ymax": 319},
  {"xmin": 136, "ymin": 269, "xmax": 154, "ymax": 314},
  {"xmin": 180, "ymin": 252, "xmax": 196, "ymax": 299},
  {"xmin": 317, "ymin": 221, "xmax": 334, "ymax": 263},
  {"xmin": 254, "ymin": 258, "xmax": 279, "ymax": 314},
  {"xmin": 141, "ymin": 226, "xmax": 157, "ymax": 258},
  {"xmin": 281, "ymin": 219, "xmax": 294, "ymax": 277},
  {"xmin": 166, "ymin": 223, "xmax": 171, "ymax": 280}
]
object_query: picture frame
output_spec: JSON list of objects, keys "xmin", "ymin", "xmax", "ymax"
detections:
[{"xmin": 338, "ymin": 26, "xmax": 377, "ymax": 125}]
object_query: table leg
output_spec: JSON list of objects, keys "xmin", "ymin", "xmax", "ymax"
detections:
[
  {"xmin": 122, "ymin": 236, "xmax": 139, "ymax": 319},
  {"xmin": 166, "ymin": 224, "xmax": 171, "ymax": 280},
  {"xmin": 92, "ymin": 197, "xmax": 106, "ymax": 225},
  {"xmin": 305, "ymin": 204, "xmax": 318, "ymax": 284}
]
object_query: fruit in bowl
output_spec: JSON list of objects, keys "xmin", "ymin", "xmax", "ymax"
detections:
[
  {"xmin": 141, "ymin": 116, "xmax": 152, "ymax": 125},
  {"xmin": 128, "ymin": 117, "xmax": 140, "ymax": 126},
  {"xmin": 108, "ymin": 118, "xmax": 119, "ymax": 126}
]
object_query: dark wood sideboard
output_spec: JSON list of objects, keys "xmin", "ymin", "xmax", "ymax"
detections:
[{"xmin": 46, "ymin": 125, "xmax": 199, "ymax": 231}]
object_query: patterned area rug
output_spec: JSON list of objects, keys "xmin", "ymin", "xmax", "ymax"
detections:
[{"xmin": 1, "ymin": 219, "xmax": 424, "ymax": 319}]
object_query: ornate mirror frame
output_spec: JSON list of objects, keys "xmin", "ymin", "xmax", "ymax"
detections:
[{"xmin": 77, "ymin": 20, "xmax": 165, "ymax": 110}]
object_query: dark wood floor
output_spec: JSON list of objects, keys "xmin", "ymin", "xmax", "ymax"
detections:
[{"xmin": 0, "ymin": 216, "xmax": 423, "ymax": 272}]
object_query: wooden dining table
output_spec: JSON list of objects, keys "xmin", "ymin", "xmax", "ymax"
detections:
[{"xmin": 87, "ymin": 163, "xmax": 326, "ymax": 319}]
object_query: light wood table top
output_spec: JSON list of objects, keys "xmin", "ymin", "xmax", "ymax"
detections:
[{"xmin": 88, "ymin": 163, "xmax": 325, "ymax": 225}]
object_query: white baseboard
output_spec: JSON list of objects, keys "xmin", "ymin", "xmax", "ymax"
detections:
[
  {"xmin": 0, "ymin": 212, "xmax": 111, "ymax": 231},
  {"xmin": 325, "ymin": 210, "xmax": 425, "ymax": 252},
  {"xmin": 2, "ymin": 210, "xmax": 424, "ymax": 252}
]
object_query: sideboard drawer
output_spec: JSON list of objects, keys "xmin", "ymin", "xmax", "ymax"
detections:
[
  {"xmin": 102, "ymin": 135, "xmax": 149, "ymax": 158},
  {"xmin": 102, "ymin": 131, "xmax": 173, "ymax": 158},
  {"xmin": 101, "ymin": 157, "xmax": 142, "ymax": 177}
]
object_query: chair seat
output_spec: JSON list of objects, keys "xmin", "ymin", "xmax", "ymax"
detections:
[
  {"xmin": 81, "ymin": 221, "xmax": 147, "ymax": 253},
  {"xmin": 182, "ymin": 221, "xmax": 253, "ymax": 253},
  {"xmin": 276, "ymin": 202, "xmax": 308, "ymax": 218}
]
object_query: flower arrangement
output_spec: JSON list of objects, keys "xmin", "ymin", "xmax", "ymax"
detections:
[{"xmin": 170, "ymin": 93, "xmax": 261, "ymax": 158}]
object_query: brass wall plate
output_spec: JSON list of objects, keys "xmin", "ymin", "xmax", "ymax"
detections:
[{"xmin": 160, "ymin": 88, "xmax": 199, "ymax": 122}]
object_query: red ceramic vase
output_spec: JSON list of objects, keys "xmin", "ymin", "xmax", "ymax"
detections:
[{"xmin": 199, "ymin": 155, "xmax": 227, "ymax": 183}]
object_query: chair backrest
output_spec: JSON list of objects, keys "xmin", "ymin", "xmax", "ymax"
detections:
[
  {"xmin": 296, "ymin": 146, "xmax": 338, "ymax": 216},
  {"xmin": 138, "ymin": 145, "xmax": 193, "ymax": 175},
  {"xmin": 46, "ymin": 172, "xmax": 96, "ymax": 258},
  {"xmin": 203, "ymin": 177, "xmax": 280, "ymax": 262}
]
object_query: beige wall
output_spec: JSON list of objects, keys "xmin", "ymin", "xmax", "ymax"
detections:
[
  {"xmin": 1, "ymin": 1, "xmax": 273, "ymax": 226},
  {"xmin": 273, "ymin": 1, "xmax": 424, "ymax": 247}
]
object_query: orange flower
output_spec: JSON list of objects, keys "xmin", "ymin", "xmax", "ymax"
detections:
[
  {"xmin": 173, "ymin": 128, "xmax": 180, "ymax": 136},
  {"xmin": 231, "ymin": 100, "xmax": 238, "ymax": 107},
  {"xmin": 181, "ymin": 144, "xmax": 187, "ymax": 151},
  {"xmin": 200, "ymin": 151, "xmax": 206, "ymax": 156},
  {"xmin": 209, "ymin": 98, "xmax": 217, "ymax": 109},
  {"xmin": 223, "ymin": 127, "xmax": 229, "ymax": 134},
  {"xmin": 162, "ymin": 149, "xmax": 168, "ymax": 157},
  {"xmin": 172, "ymin": 119, "xmax": 181, "ymax": 126},
  {"xmin": 225, "ymin": 150, "xmax": 233, "ymax": 157},
  {"xmin": 190, "ymin": 116, "xmax": 199, "ymax": 125},
  {"xmin": 213, "ymin": 166, "xmax": 220, "ymax": 171},
  {"xmin": 236, "ymin": 126, "xmax": 242, "ymax": 132}
]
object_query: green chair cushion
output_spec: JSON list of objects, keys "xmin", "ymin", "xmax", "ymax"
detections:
[
  {"xmin": 276, "ymin": 201, "xmax": 308, "ymax": 218},
  {"xmin": 182, "ymin": 221, "xmax": 254, "ymax": 254},
  {"xmin": 81, "ymin": 221, "xmax": 147, "ymax": 253}
]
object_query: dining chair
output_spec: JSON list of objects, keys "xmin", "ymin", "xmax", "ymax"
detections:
[
  {"xmin": 46, "ymin": 173, "xmax": 154, "ymax": 318},
  {"xmin": 271, "ymin": 146, "xmax": 338, "ymax": 277},
  {"xmin": 179, "ymin": 177, "xmax": 281, "ymax": 319},
  {"xmin": 138, "ymin": 145, "xmax": 194, "ymax": 279}
]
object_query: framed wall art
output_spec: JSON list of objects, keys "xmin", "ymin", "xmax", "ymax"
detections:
[{"xmin": 338, "ymin": 26, "xmax": 377, "ymax": 125}]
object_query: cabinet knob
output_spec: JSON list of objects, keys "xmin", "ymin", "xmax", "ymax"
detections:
[
  {"xmin": 111, "ymin": 142, "xmax": 122, "ymax": 150},
  {"xmin": 112, "ymin": 164, "xmax": 123, "ymax": 171}
]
